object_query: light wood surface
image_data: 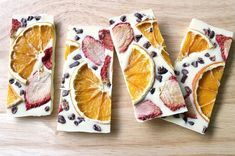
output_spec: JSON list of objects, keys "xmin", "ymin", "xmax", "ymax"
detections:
[{"xmin": 0, "ymin": 0, "xmax": 235, "ymax": 155}]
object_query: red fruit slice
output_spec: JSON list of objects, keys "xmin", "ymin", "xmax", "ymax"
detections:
[
  {"xmin": 11, "ymin": 19, "xmax": 21, "ymax": 37},
  {"xmin": 216, "ymin": 34, "xmax": 232, "ymax": 61},
  {"xmin": 135, "ymin": 100, "xmax": 162, "ymax": 121},
  {"xmin": 42, "ymin": 47, "xmax": 53, "ymax": 70},
  {"xmin": 82, "ymin": 35, "xmax": 105, "ymax": 66},
  {"xmin": 99, "ymin": 29, "xmax": 114, "ymax": 51},
  {"xmin": 100, "ymin": 55, "xmax": 111, "ymax": 82},
  {"xmin": 112, "ymin": 23, "xmax": 134, "ymax": 53},
  {"xmin": 160, "ymin": 76, "xmax": 186, "ymax": 111},
  {"xmin": 25, "ymin": 71, "xmax": 51, "ymax": 110}
]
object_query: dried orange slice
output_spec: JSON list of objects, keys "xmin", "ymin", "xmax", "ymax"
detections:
[
  {"xmin": 6, "ymin": 84, "xmax": 22, "ymax": 108},
  {"xmin": 124, "ymin": 44, "xmax": 155, "ymax": 104},
  {"xmin": 9, "ymin": 23, "xmax": 55, "ymax": 83},
  {"xmin": 70, "ymin": 62, "xmax": 111, "ymax": 123},
  {"xmin": 179, "ymin": 30, "xmax": 213, "ymax": 60},
  {"xmin": 64, "ymin": 40, "xmax": 80, "ymax": 60},
  {"xmin": 192, "ymin": 62, "xmax": 225, "ymax": 121}
]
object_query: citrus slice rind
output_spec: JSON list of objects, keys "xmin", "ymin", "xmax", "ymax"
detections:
[
  {"xmin": 9, "ymin": 22, "xmax": 55, "ymax": 84},
  {"xmin": 124, "ymin": 44, "xmax": 155, "ymax": 104},
  {"xmin": 70, "ymin": 62, "xmax": 111, "ymax": 124},
  {"xmin": 6, "ymin": 84, "xmax": 22, "ymax": 108},
  {"xmin": 64, "ymin": 40, "xmax": 80, "ymax": 60},
  {"xmin": 192, "ymin": 62, "xmax": 225, "ymax": 122}
]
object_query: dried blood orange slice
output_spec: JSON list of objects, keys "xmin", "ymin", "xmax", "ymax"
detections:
[
  {"xmin": 64, "ymin": 40, "xmax": 80, "ymax": 60},
  {"xmin": 70, "ymin": 62, "xmax": 111, "ymax": 123},
  {"xmin": 192, "ymin": 62, "xmax": 224, "ymax": 121},
  {"xmin": 179, "ymin": 30, "xmax": 213, "ymax": 60},
  {"xmin": 9, "ymin": 23, "xmax": 55, "ymax": 84},
  {"xmin": 124, "ymin": 44, "xmax": 155, "ymax": 104},
  {"xmin": 6, "ymin": 84, "xmax": 22, "ymax": 108}
]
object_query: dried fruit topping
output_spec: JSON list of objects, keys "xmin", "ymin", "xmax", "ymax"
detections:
[
  {"xmin": 174, "ymin": 70, "xmax": 180, "ymax": 76},
  {"xmin": 42, "ymin": 47, "xmax": 53, "ymax": 70},
  {"xmin": 58, "ymin": 104, "xmax": 63, "ymax": 113},
  {"xmin": 98, "ymin": 29, "xmax": 114, "ymax": 51},
  {"xmin": 158, "ymin": 66, "xmax": 168, "ymax": 74},
  {"xmin": 25, "ymin": 71, "xmax": 51, "ymax": 110},
  {"xmin": 198, "ymin": 57, "xmax": 204, "ymax": 64},
  {"xmin": 135, "ymin": 100, "xmax": 162, "ymax": 121},
  {"xmin": 82, "ymin": 35, "xmax": 105, "ymax": 65},
  {"xmin": 160, "ymin": 77, "xmax": 186, "ymax": 111},
  {"xmin": 216, "ymin": 34, "xmax": 232, "ymax": 61},
  {"xmin": 27, "ymin": 16, "xmax": 34, "ymax": 21},
  {"xmin": 100, "ymin": 55, "xmax": 111, "ymax": 82},
  {"xmin": 11, "ymin": 19, "xmax": 21, "ymax": 37},
  {"xmin": 73, "ymin": 28, "xmax": 83, "ymax": 34},
  {"xmin": 112, "ymin": 23, "xmax": 134, "ymax": 53},
  {"xmin": 15, "ymin": 81, "xmax": 22, "ymax": 88},
  {"xmin": 58, "ymin": 115, "xmax": 66, "ymax": 124}
]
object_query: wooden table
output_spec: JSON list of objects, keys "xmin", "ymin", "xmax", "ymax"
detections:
[{"xmin": 0, "ymin": 0, "xmax": 235, "ymax": 155}]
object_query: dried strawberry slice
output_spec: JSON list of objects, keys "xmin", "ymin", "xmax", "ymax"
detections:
[
  {"xmin": 82, "ymin": 35, "xmax": 105, "ymax": 66},
  {"xmin": 25, "ymin": 71, "xmax": 51, "ymax": 110},
  {"xmin": 160, "ymin": 76, "xmax": 186, "ymax": 111},
  {"xmin": 135, "ymin": 100, "xmax": 162, "ymax": 121},
  {"xmin": 216, "ymin": 34, "xmax": 232, "ymax": 61},
  {"xmin": 42, "ymin": 47, "xmax": 53, "ymax": 70},
  {"xmin": 11, "ymin": 19, "xmax": 21, "ymax": 37},
  {"xmin": 100, "ymin": 55, "xmax": 111, "ymax": 82},
  {"xmin": 99, "ymin": 29, "xmax": 114, "ymax": 51},
  {"xmin": 112, "ymin": 23, "xmax": 134, "ymax": 53}
]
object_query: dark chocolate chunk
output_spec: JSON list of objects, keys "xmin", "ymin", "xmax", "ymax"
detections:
[
  {"xmin": 9, "ymin": 78, "xmax": 15, "ymax": 84},
  {"xmin": 181, "ymin": 75, "xmax": 188, "ymax": 83},
  {"xmin": 188, "ymin": 121, "xmax": 195, "ymax": 126},
  {"xmin": 120, "ymin": 15, "xmax": 127, "ymax": 22},
  {"xmin": 183, "ymin": 62, "xmax": 190, "ymax": 67},
  {"xmin": 158, "ymin": 66, "xmax": 168, "ymax": 74},
  {"xmin": 150, "ymin": 51, "xmax": 157, "ymax": 58},
  {"xmin": 11, "ymin": 106, "xmax": 18, "ymax": 114},
  {"xmin": 68, "ymin": 113, "xmax": 76, "ymax": 120},
  {"xmin": 174, "ymin": 70, "xmax": 180, "ymax": 76},
  {"xmin": 27, "ymin": 16, "xmax": 34, "ymax": 21},
  {"xmin": 34, "ymin": 16, "xmax": 41, "ymax": 21},
  {"xmin": 134, "ymin": 12, "xmax": 143, "ymax": 19},
  {"xmin": 58, "ymin": 115, "xmax": 66, "ymax": 124},
  {"xmin": 134, "ymin": 34, "xmax": 142, "ymax": 42},
  {"xmin": 184, "ymin": 86, "xmax": 192, "ymax": 94},
  {"xmin": 44, "ymin": 106, "xmax": 50, "ymax": 112},
  {"xmin": 62, "ymin": 99, "xmax": 69, "ymax": 111},
  {"xmin": 15, "ymin": 81, "xmax": 22, "ymax": 88},
  {"xmin": 191, "ymin": 61, "xmax": 198, "ymax": 68},
  {"xmin": 156, "ymin": 75, "xmax": 162, "ymax": 82},
  {"xmin": 69, "ymin": 61, "xmax": 80, "ymax": 68},
  {"xmin": 198, "ymin": 57, "xmax": 204, "ymax": 64},
  {"xmin": 210, "ymin": 56, "xmax": 216, "ymax": 61},
  {"xmin": 109, "ymin": 19, "xmax": 115, "ymax": 25},
  {"xmin": 75, "ymin": 35, "xmax": 80, "ymax": 41},
  {"xmin": 20, "ymin": 90, "xmax": 25, "ymax": 96},
  {"xmin": 205, "ymin": 53, "xmax": 210, "ymax": 57},
  {"xmin": 64, "ymin": 73, "xmax": 70, "ymax": 79},
  {"xmin": 73, "ymin": 54, "xmax": 82, "ymax": 60},
  {"xmin": 150, "ymin": 88, "xmax": 155, "ymax": 94},
  {"xmin": 92, "ymin": 66, "xmax": 98, "ymax": 70},
  {"xmin": 143, "ymin": 41, "xmax": 151, "ymax": 49},
  {"xmin": 93, "ymin": 124, "xmax": 102, "ymax": 132},
  {"xmin": 182, "ymin": 69, "xmax": 189, "ymax": 75},
  {"xmin": 62, "ymin": 90, "xmax": 70, "ymax": 97}
]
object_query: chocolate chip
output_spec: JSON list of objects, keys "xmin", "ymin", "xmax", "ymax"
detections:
[
  {"xmin": 134, "ymin": 12, "xmax": 143, "ymax": 19},
  {"xmin": 11, "ymin": 106, "xmax": 18, "ymax": 114},
  {"xmin": 77, "ymin": 116, "xmax": 85, "ymax": 122},
  {"xmin": 20, "ymin": 90, "xmax": 25, "ymax": 96},
  {"xmin": 182, "ymin": 69, "xmax": 189, "ymax": 75},
  {"xmin": 198, "ymin": 57, "xmax": 204, "ymax": 64},
  {"xmin": 202, "ymin": 126, "xmax": 208, "ymax": 134},
  {"xmin": 143, "ymin": 41, "xmax": 151, "ymax": 49},
  {"xmin": 9, "ymin": 78, "xmax": 15, "ymax": 84},
  {"xmin": 75, "ymin": 35, "xmax": 80, "ymax": 41},
  {"xmin": 181, "ymin": 75, "xmax": 188, "ymax": 83},
  {"xmin": 134, "ymin": 34, "xmax": 142, "ymax": 42},
  {"xmin": 69, "ymin": 61, "xmax": 80, "ymax": 68},
  {"xmin": 92, "ymin": 66, "xmax": 98, "ymax": 70},
  {"xmin": 156, "ymin": 75, "xmax": 162, "ymax": 82},
  {"xmin": 205, "ymin": 53, "xmax": 210, "ymax": 57},
  {"xmin": 73, "ymin": 54, "xmax": 82, "ymax": 60},
  {"xmin": 62, "ymin": 90, "xmax": 70, "ymax": 97},
  {"xmin": 34, "ymin": 16, "xmax": 41, "ymax": 21},
  {"xmin": 93, "ymin": 124, "xmax": 102, "ymax": 132},
  {"xmin": 74, "ymin": 121, "xmax": 80, "ymax": 126},
  {"xmin": 120, "ymin": 15, "xmax": 126, "ymax": 22},
  {"xmin": 109, "ymin": 19, "xmax": 115, "ymax": 25},
  {"xmin": 210, "ymin": 56, "xmax": 216, "ymax": 61},
  {"xmin": 136, "ymin": 18, "xmax": 141, "ymax": 23},
  {"xmin": 174, "ymin": 70, "xmax": 180, "ymax": 75},
  {"xmin": 209, "ymin": 31, "xmax": 215, "ymax": 39},
  {"xmin": 183, "ymin": 63, "xmax": 190, "ymax": 67},
  {"xmin": 15, "ymin": 81, "xmax": 22, "ymax": 88},
  {"xmin": 64, "ymin": 73, "xmax": 70, "ymax": 79},
  {"xmin": 107, "ymin": 82, "xmax": 112, "ymax": 88},
  {"xmin": 150, "ymin": 51, "xmax": 157, "ymax": 58},
  {"xmin": 173, "ymin": 114, "xmax": 180, "ymax": 118},
  {"xmin": 188, "ymin": 121, "xmax": 194, "ymax": 125},
  {"xmin": 61, "ymin": 77, "xmax": 65, "ymax": 84},
  {"xmin": 68, "ymin": 113, "xmax": 75, "ymax": 120},
  {"xmin": 158, "ymin": 66, "xmax": 168, "ymax": 74},
  {"xmin": 150, "ymin": 88, "xmax": 155, "ymax": 94},
  {"xmin": 27, "ymin": 16, "xmax": 34, "ymax": 21},
  {"xmin": 76, "ymin": 29, "xmax": 83, "ymax": 34},
  {"xmin": 44, "ymin": 106, "xmax": 50, "ymax": 112},
  {"xmin": 21, "ymin": 18, "xmax": 27, "ymax": 27},
  {"xmin": 184, "ymin": 86, "xmax": 192, "ymax": 94},
  {"xmin": 191, "ymin": 61, "xmax": 198, "ymax": 68},
  {"xmin": 183, "ymin": 116, "xmax": 188, "ymax": 123},
  {"xmin": 58, "ymin": 115, "xmax": 66, "ymax": 124},
  {"xmin": 62, "ymin": 100, "xmax": 69, "ymax": 111}
]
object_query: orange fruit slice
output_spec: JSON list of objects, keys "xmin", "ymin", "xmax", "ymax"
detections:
[
  {"xmin": 179, "ymin": 30, "xmax": 213, "ymax": 60},
  {"xmin": 192, "ymin": 62, "xmax": 225, "ymax": 121},
  {"xmin": 70, "ymin": 62, "xmax": 111, "ymax": 123},
  {"xmin": 9, "ymin": 23, "xmax": 55, "ymax": 83},
  {"xmin": 124, "ymin": 44, "xmax": 155, "ymax": 104},
  {"xmin": 6, "ymin": 84, "xmax": 22, "ymax": 108},
  {"xmin": 64, "ymin": 40, "xmax": 80, "ymax": 60}
]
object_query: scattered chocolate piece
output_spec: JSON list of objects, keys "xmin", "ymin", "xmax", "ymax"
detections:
[
  {"xmin": 11, "ymin": 106, "xmax": 18, "ymax": 114},
  {"xmin": 184, "ymin": 86, "xmax": 192, "ymax": 94},
  {"xmin": 183, "ymin": 62, "xmax": 190, "ymax": 67},
  {"xmin": 21, "ymin": 18, "xmax": 27, "ymax": 27},
  {"xmin": 74, "ymin": 121, "xmax": 80, "ymax": 126},
  {"xmin": 44, "ymin": 106, "xmax": 50, "ymax": 112},
  {"xmin": 75, "ymin": 35, "xmax": 80, "ymax": 41},
  {"xmin": 73, "ymin": 54, "xmax": 82, "ymax": 60},
  {"xmin": 183, "ymin": 116, "xmax": 188, "ymax": 123},
  {"xmin": 77, "ymin": 116, "xmax": 85, "ymax": 122},
  {"xmin": 191, "ymin": 61, "xmax": 198, "ymax": 68},
  {"xmin": 150, "ymin": 51, "xmax": 157, "ymax": 58},
  {"xmin": 58, "ymin": 115, "xmax": 66, "ymax": 124},
  {"xmin": 27, "ymin": 16, "xmax": 34, "ymax": 21},
  {"xmin": 62, "ymin": 90, "xmax": 70, "ymax": 97},
  {"xmin": 173, "ymin": 114, "xmax": 180, "ymax": 118},
  {"xmin": 143, "ymin": 41, "xmax": 151, "ymax": 49},
  {"xmin": 93, "ymin": 124, "xmax": 102, "ymax": 132},
  {"xmin": 34, "ymin": 16, "xmax": 41, "ymax": 21},
  {"xmin": 150, "ymin": 88, "xmax": 155, "ymax": 94},
  {"xmin": 205, "ymin": 53, "xmax": 210, "ymax": 57},
  {"xmin": 198, "ymin": 57, "xmax": 204, "ymax": 64},
  {"xmin": 20, "ymin": 90, "xmax": 25, "ymax": 96},
  {"xmin": 181, "ymin": 75, "xmax": 188, "ymax": 83},
  {"xmin": 188, "ymin": 121, "xmax": 195, "ymax": 126},
  {"xmin": 202, "ymin": 126, "xmax": 208, "ymax": 133},
  {"xmin": 158, "ymin": 66, "xmax": 168, "ymax": 74},
  {"xmin": 156, "ymin": 75, "xmax": 162, "ymax": 82},
  {"xmin": 136, "ymin": 18, "xmax": 141, "ymax": 23},
  {"xmin": 174, "ymin": 70, "xmax": 180, "ymax": 75},
  {"xmin": 209, "ymin": 30, "xmax": 215, "ymax": 39},
  {"xmin": 213, "ymin": 42, "xmax": 217, "ymax": 48},
  {"xmin": 182, "ymin": 69, "xmax": 189, "ymax": 75},
  {"xmin": 62, "ymin": 99, "xmax": 69, "ymax": 111},
  {"xmin": 76, "ymin": 29, "xmax": 83, "ymax": 34},
  {"xmin": 9, "ymin": 78, "xmax": 15, "ymax": 84},
  {"xmin": 109, "ymin": 19, "xmax": 115, "ymax": 25},
  {"xmin": 92, "ymin": 66, "xmax": 98, "ymax": 70},
  {"xmin": 68, "ymin": 113, "xmax": 76, "ymax": 120},
  {"xmin": 64, "ymin": 73, "xmax": 70, "ymax": 79},
  {"xmin": 120, "ymin": 15, "xmax": 127, "ymax": 22},
  {"xmin": 15, "ymin": 81, "xmax": 22, "ymax": 88},
  {"xmin": 107, "ymin": 82, "xmax": 112, "ymax": 88},
  {"xmin": 134, "ymin": 12, "xmax": 143, "ymax": 19},
  {"xmin": 210, "ymin": 56, "xmax": 216, "ymax": 61},
  {"xmin": 61, "ymin": 77, "xmax": 65, "ymax": 84},
  {"xmin": 134, "ymin": 34, "xmax": 142, "ymax": 42},
  {"xmin": 69, "ymin": 61, "xmax": 80, "ymax": 68}
]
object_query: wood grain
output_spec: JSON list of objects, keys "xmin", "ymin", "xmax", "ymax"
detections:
[{"xmin": 0, "ymin": 0, "xmax": 235, "ymax": 155}]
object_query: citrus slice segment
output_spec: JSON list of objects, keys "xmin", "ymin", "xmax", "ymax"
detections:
[
  {"xmin": 64, "ymin": 40, "xmax": 80, "ymax": 60},
  {"xmin": 9, "ymin": 23, "xmax": 55, "ymax": 83},
  {"xmin": 124, "ymin": 44, "xmax": 155, "ymax": 104},
  {"xmin": 7, "ymin": 84, "xmax": 22, "ymax": 108},
  {"xmin": 179, "ymin": 30, "xmax": 213, "ymax": 60},
  {"xmin": 192, "ymin": 62, "xmax": 225, "ymax": 121},
  {"xmin": 70, "ymin": 62, "xmax": 111, "ymax": 123}
]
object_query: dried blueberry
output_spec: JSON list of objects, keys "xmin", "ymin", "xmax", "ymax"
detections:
[
  {"xmin": 181, "ymin": 75, "xmax": 188, "ymax": 83},
  {"xmin": 73, "ymin": 54, "xmax": 82, "ymax": 60},
  {"xmin": 188, "ymin": 121, "xmax": 194, "ymax": 126},
  {"xmin": 134, "ymin": 12, "xmax": 143, "ymax": 19},
  {"xmin": 198, "ymin": 57, "xmax": 204, "ymax": 64},
  {"xmin": 9, "ymin": 78, "xmax": 15, "ymax": 84},
  {"xmin": 15, "ymin": 81, "xmax": 22, "ymax": 88},
  {"xmin": 11, "ymin": 106, "xmax": 18, "ymax": 114},
  {"xmin": 109, "ymin": 19, "xmax": 115, "ymax": 25},
  {"xmin": 20, "ymin": 90, "xmax": 25, "ymax": 96},
  {"xmin": 69, "ymin": 61, "xmax": 80, "ymax": 68},
  {"xmin": 158, "ymin": 66, "xmax": 168, "ymax": 74},
  {"xmin": 62, "ymin": 100, "xmax": 69, "ymax": 111},
  {"xmin": 64, "ymin": 73, "xmax": 70, "ymax": 79},
  {"xmin": 27, "ymin": 16, "xmax": 34, "ymax": 21},
  {"xmin": 62, "ymin": 90, "xmax": 70, "ymax": 97},
  {"xmin": 191, "ymin": 61, "xmax": 198, "ymax": 68},
  {"xmin": 134, "ymin": 34, "xmax": 142, "ymax": 42},
  {"xmin": 58, "ymin": 115, "xmax": 66, "ymax": 124},
  {"xmin": 92, "ymin": 65, "xmax": 98, "ymax": 70},
  {"xmin": 44, "ymin": 106, "xmax": 50, "ymax": 112},
  {"xmin": 120, "ymin": 15, "xmax": 126, "ymax": 22},
  {"xmin": 205, "ymin": 53, "xmax": 210, "ymax": 57},
  {"xmin": 75, "ymin": 35, "xmax": 80, "ymax": 41},
  {"xmin": 182, "ymin": 69, "xmax": 189, "ymax": 75},
  {"xmin": 210, "ymin": 56, "xmax": 216, "ymax": 61},
  {"xmin": 156, "ymin": 75, "xmax": 162, "ymax": 82},
  {"xmin": 150, "ymin": 51, "xmax": 157, "ymax": 58},
  {"xmin": 183, "ymin": 62, "xmax": 190, "ymax": 67},
  {"xmin": 93, "ymin": 124, "xmax": 102, "ymax": 132},
  {"xmin": 34, "ymin": 16, "xmax": 41, "ymax": 21},
  {"xmin": 143, "ymin": 41, "xmax": 151, "ymax": 49},
  {"xmin": 150, "ymin": 88, "xmax": 155, "ymax": 94},
  {"xmin": 174, "ymin": 70, "xmax": 180, "ymax": 76},
  {"xmin": 68, "ymin": 113, "xmax": 76, "ymax": 120}
]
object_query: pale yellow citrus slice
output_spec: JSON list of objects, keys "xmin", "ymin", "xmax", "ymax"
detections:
[
  {"xmin": 192, "ymin": 62, "xmax": 225, "ymax": 121},
  {"xmin": 64, "ymin": 40, "xmax": 80, "ymax": 60},
  {"xmin": 124, "ymin": 44, "xmax": 155, "ymax": 104},
  {"xmin": 6, "ymin": 84, "xmax": 22, "ymax": 108},
  {"xmin": 9, "ymin": 23, "xmax": 55, "ymax": 83},
  {"xmin": 70, "ymin": 62, "xmax": 111, "ymax": 123}
]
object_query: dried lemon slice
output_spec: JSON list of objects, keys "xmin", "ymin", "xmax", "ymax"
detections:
[
  {"xmin": 64, "ymin": 40, "xmax": 80, "ymax": 60},
  {"xmin": 9, "ymin": 23, "xmax": 55, "ymax": 84},
  {"xmin": 124, "ymin": 44, "xmax": 155, "ymax": 104},
  {"xmin": 70, "ymin": 62, "xmax": 111, "ymax": 123},
  {"xmin": 192, "ymin": 62, "xmax": 224, "ymax": 121},
  {"xmin": 6, "ymin": 84, "xmax": 22, "ymax": 108}
]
